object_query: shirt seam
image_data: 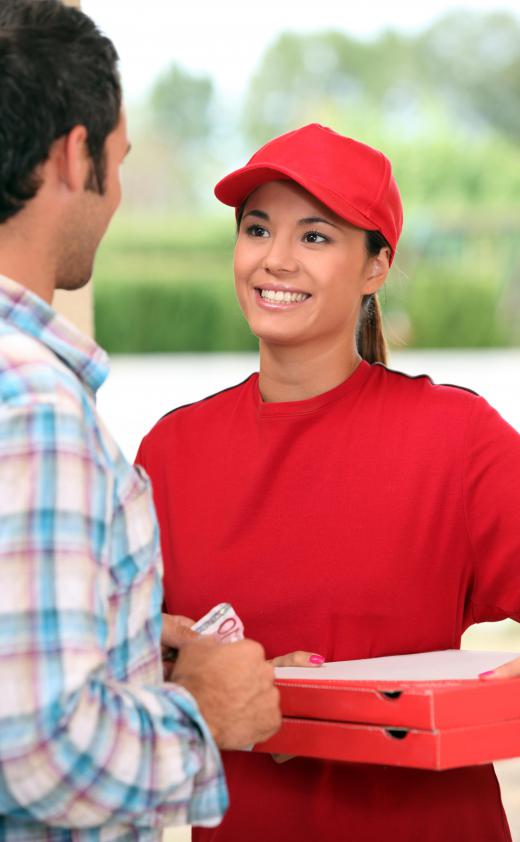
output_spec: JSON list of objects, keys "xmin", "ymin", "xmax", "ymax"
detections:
[{"xmin": 460, "ymin": 396, "xmax": 484, "ymax": 626}]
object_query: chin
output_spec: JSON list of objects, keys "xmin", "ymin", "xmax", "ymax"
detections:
[
  {"xmin": 246, "ymin": 314, "xmax": 308, "ymax": 346},
  {"xmin": 55, "ymin": 268, "xmax": 93, "ymax": 292},
  {"xmin": 253, "ymin": 327, "xmax": 308, "ymax": 347}
]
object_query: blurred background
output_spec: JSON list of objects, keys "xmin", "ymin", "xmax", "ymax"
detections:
[{"xmin": 79, "ymin": 2, "xmax": 520, "ymax": 836}]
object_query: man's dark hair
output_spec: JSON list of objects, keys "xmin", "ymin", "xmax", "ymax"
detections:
[{"xmin": 0, "ymin": 0, "xmax": 121, "ymax": 224}]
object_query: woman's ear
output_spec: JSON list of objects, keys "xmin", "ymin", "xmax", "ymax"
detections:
[{"xmin": 363, "ymin": 247, "xmax": 391, "ymax": 294}]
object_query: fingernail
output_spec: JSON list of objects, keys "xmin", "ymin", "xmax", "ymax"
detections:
[
  {"xmin": 479, "ymin": 670, "xmax": 495, "ymax": 679},
  {"xmin": 309, "ymin": 654, "xmax": 325, "ymax": 665}
]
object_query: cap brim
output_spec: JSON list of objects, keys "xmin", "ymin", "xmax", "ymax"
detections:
[{"xmin": 214, "ymin": 163, "xmax": 377, "ymax": 233}]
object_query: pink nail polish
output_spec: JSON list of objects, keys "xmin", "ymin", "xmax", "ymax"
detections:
[
  {"xmin": 309, "ymin": 654, "xmax": 325, "ymax": 665},
  {"xmin": 479, "ymin": 670, "xmax": 495, "ymax": 679}
]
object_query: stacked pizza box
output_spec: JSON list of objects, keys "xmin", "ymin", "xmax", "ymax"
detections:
[{"xmin": 253, "ymin": 650, "xmax": 520, "ymax": 770}]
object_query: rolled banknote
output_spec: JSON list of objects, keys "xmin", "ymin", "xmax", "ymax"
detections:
[{"xmin": 191, "ymin": 602, "xmax": 245, "ymax": 644}]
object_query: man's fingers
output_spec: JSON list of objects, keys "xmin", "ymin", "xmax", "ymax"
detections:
[
  {"xmin": 161, "ymin": 613, "xmax": 198, "ymax": 648},
  {"xmin": 270, "ymin": 651, "xmax": 325, "ymax": 668},
  {"xmin": 171, "ymin": 634, "xmax": 281, "ymax": 750},
  {"xmin": 479, "ymin": 655, "xmax": 520, "ymax": 680}
]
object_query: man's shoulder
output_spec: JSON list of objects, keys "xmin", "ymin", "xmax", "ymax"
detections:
[{"xmin": 0, "ymin": 320, "xmax": 85, "ymax": 414}]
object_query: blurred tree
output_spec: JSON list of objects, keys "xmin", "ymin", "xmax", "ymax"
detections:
[
  {"xmin": 124, "ymin": 64, "xmax": 217, "ymax": 211},
  {"xmin": 150, "ymin": 63, "xmax": 215, "ymax": 148},
  {"xmin": 242, "ymin": 29, "xmax": 427, "ymax": 145},
  {"xmin": 242, "ymin": 13, "xmax": 520, "ymax": 146},
  {"xmin": 418, "ymin": 12, "xmax": 520, "ymax": 142}
]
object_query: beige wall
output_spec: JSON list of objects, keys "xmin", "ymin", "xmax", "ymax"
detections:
[{"xmin": 54, "ymin": 0, "xmax": 94, "ymax": 338}]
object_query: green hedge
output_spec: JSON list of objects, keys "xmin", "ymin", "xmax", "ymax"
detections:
[{"xmin": 95, "ymin": 279, "xmax": 257, "ymax": 352}]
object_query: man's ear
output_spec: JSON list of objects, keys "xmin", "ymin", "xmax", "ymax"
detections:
[
  {"xmin": 49, "ymin": 125, "xmax": 90, "ymax": 193},
  {"xmin": 363, "ymin": 247, "xmax": 391, "ymax": 295}
]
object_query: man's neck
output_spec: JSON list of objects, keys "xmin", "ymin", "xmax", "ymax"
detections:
[{"xmin": 0, "ymin": 220, "xmax": 55, "ymax": 304}]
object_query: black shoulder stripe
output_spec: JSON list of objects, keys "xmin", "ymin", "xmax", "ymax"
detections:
[
  {"xmin": 373, "ymin": 362, "xmax": 479, "ymax": 396},
  {"xmin": 159, "ymin": 373, "xmax": 256, "ymax": 421}
]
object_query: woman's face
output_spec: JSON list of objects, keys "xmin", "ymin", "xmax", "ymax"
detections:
[{"xmin": 234, "ymin": 180, "xmax": 389, "ymax": 352}]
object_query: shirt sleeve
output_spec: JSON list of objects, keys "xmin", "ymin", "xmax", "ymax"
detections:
[
  {"xmin": 463, "ymin": 397, "xmax": 520, "ymax": 624},
  {"xmin": 0, "ymin": 399, "xmax": 227, "ymax": 831}
]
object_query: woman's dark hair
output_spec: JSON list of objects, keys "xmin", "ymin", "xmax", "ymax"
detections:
[
  {"xmin": 236, "ymin": 204, "xmax": 390, "ymax": 365},
  {"xmin": 0, "ymin": 0, "xmax": 122, "ymax": 223},
  {"xmin": 357, "ymin": 230, "xmax": 390, "ymax": 366}
]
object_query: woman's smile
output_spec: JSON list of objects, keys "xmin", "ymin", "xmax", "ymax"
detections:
[{"xmin": 254, "ymin": 285, "xmax": 312, "ymax": 310}]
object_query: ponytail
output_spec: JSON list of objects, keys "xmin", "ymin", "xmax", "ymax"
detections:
[
  {"xmin": 356, "ymin": 229, "xmax": 392, "ymax": 365},
  {"xmin": 357, "ymin": 293, "xmax": 387, "ymax": 365}
]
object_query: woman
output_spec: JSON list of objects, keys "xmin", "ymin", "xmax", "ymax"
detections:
[{"xmin": 137, "ymin": 124, "xmax": 520, "ymax": 841}]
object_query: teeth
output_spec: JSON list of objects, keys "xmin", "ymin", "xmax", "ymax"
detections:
[{"xmin": 260, "ymin": 289, "xmax": 309, "ymax": 303}]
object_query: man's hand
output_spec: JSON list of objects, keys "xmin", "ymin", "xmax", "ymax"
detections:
[
  {"xmin": 161, "ymin": 614, "xmax": 199, "ymax": 680},
  {"xmin": 171, "ymin": 637, "xmax": 281, "ymax": 750},
  {"xmin": 162, "ymin": 613, "xmax": 198, "ymax": 648}
]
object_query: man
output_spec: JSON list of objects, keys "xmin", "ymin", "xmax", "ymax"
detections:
[{"xmin": 0, "ymin": 1, "xmax": 280, "ymax": 839}]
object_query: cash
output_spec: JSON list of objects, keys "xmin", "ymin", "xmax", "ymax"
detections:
[{"xmin": 191, "ymin": 602, "xmax": 245, "ymax": 644}]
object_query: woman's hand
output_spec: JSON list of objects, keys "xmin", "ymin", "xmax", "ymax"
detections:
[
  {"xmin": 479, "ymin": 655, "xmax": 520, "ymax": 680},
  {"xmin": 268, "ymin": 651, "xmax": 325, "ymax": 764},
  {"xmin": 269, "ymin": 651, "xmax": 325, "ymax": 668}
]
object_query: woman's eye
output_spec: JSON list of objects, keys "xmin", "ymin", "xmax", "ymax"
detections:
[
  {"xmin": 246, "ymin": 224, "xmax": 269, "ymax": 238},
  {"xmin": 303, "ymin": 230, "xmax": 328, "ymax": 244}
]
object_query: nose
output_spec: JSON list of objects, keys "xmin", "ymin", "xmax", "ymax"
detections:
[{"xmin": 263, "ymin": 235, "xmax": 298, "ymax": 275}]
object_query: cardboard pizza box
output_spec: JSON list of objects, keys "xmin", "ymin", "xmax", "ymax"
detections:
[{"xmin": 252, "ymin": 650, "xmax": 520, "ymax": 770}]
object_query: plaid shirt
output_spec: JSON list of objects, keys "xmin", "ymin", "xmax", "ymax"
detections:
[{"xmin": 0, "ymin": 275, "xmax": 227, "ymax": 841}]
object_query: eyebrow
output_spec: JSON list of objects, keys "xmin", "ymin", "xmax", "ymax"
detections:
[
  {"xmin": 243, "ymin": 209, "xmax": 269, "ymax": 221},
  {"xmin": 243, "ymin": 210, "xmax": 340, "ymax": 229},
  {"xmin": 298, "ymin": 216, "xmax": 341, "ymax": 230}
]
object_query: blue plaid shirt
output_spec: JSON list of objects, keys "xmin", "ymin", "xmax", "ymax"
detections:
[{"xmin": 0, "ymin": 275, "xmax": 227, "ymax": 840}]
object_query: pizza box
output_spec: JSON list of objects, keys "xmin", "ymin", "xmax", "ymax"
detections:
[
  {"xmin": 252, "ymin": 650, "xmax": 520, "ymax": 770},
  {"xmin": 272, "ymin": 650, "xmax": 520, "ymax": 729}
]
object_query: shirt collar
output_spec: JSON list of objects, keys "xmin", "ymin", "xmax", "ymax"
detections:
[{"xmin": 0, "ymin": 274, "xmax": 109, "ymax": 394}]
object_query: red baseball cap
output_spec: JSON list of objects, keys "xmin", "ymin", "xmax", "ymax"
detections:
[{"xmin": 214, "ymin": 123, "xmax": 403, "ymax": 262}]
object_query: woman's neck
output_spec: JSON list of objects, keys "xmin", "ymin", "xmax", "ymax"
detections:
[{"xmin": 258, "ymin": 340, "xmax": 362, "ymax": 403}]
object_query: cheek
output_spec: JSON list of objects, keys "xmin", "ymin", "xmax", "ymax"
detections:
[
  {"xmin": 233, "ymin": 245, "xmax": 254, "ymax": 290},
  {"xmin": 110, "ymin": 172, "xmax": 122, "ymax": 210},
  {"xmin": 233, "ymin": 250, "xmax": 249, "ymax": 309},
  {"xmin": 317, "ymin": 263, "xmax": 366, "ymax": 321},
  {"xmin": 321, "ymin": 254, "xmax": 366, "ymax": 294}
]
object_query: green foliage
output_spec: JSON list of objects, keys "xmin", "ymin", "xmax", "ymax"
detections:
[
  {"xmin": 95, "ymin": 279, "xmax": 258, "ymax": 353},
  {"xmin": 405, "ymin": 272, "xmax": 507, "ymax": 348},
  {"xmin": 150, "ymin": 64, "xmax": 215, "ymax": 147},
  {"xmin": 93, "ymin": 215, "xmax": 257, "ymax": 353},
  {"xmin": 418, "ymin": 12, "xmax": 520, "ymax": 142},
  {"xmin": 242, "ymin": 31, "xmax": 380, "ymax": 144},
  {"xmin": 241, "ymin": 12, "xmax": 520, "ymax": 173}
]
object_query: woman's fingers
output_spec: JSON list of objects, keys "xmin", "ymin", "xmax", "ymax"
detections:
[
  {"xmin": 161, "ymin": 613, "xmax": 198, "ymax": 649},
  {"xmin": 270, "ymin": 651, "xmax": 325, "ymax": 668},
  {"xmin": 479, "ymin": 655, "xmax": 520, "ymax": 680}
]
